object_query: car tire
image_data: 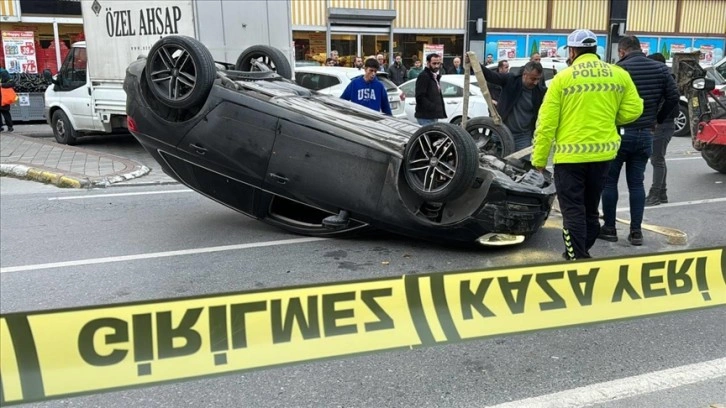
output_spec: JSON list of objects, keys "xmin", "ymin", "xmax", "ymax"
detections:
[
  {"xmin": 52, "ymin": 110, "xmax": 78, "ymax": 145},
  {"xmin": 145, "ymin": 35, "xmax": 216, "ymax": 110},
  {"xmin": 464, "ymin": 117, "xmax": 515, "ymax": 157},
  {"xmin": 674, "ymin": 104, "xmax": 690, "ymax": 137},
  {"xmin": 403, "ymin": 122, "xmax": 479, "ymax": 202},
  {"xmin": 235, "ymin": 45, "xmax": 293, "ymax": 80},
  {"xmin": 701, "ymin": 144, "xmax": 726, "ymax": 174}
]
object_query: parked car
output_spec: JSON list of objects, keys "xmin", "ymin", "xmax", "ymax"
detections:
[
  {"xmin": 485, "ymin": 57, "xmax": 569, "ymax": 87},
  {"xmin": 124, "ymin": 36, "xmax": 556, "ymax": 246},
  {"xmin": 293, "ymin": 66, "xmax": 406, "ymax": 118},
  {"xmin": 398, "ymin": 75, "xmax": 490, "ymax": 125}
]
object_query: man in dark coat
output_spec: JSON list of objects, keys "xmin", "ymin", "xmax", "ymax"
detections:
[
  {"xmin": 414, "ymin": 53, "xmax": 446, "ymax": 125},
  {"xmin": 481, "ymin": 60, "xmax": 546, "ymax": 154}
]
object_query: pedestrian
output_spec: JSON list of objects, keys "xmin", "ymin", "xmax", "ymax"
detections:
[
  {"xmin": 530, "ymin": 52, "xmax": 541, "ymax": 63},
  {"xmin": 645, "ymin": 52, "xmax": 676, "ymax": 206},
  {"xmin": 340, "ymin": 57, "xmax": 392, "ymax": 116},
  {"xmin": 487, "ymin": 60, "xmax": 509, "ymax": 103},
  {"xmin": 387, "ymin": 53, "xmax": 407, "ymax": 86},
  {"xmin": 330, "ymin": 50, "xmax": 340, "ymax": 66},
  {"xmin": 376, "ymin": 54, "xmax": 387, "ymax": 72},
  {"xmin": 414, "ymin": 53, "xmax": 446, "ymax": 125},
  {"xmin": 531, "ymin": 28, "xmax": 643, "ymax": 260},
  {"xmin": 0, "ymin": 64, "xmax": 15, "ymax": 132},
  {"xmin": 352, "ymin": 56, "xmax": 364, "ymax": 70},
  {"xmin": 480, "ymin": 59, "xmax": 546, "ymax": 153},
  {"xmin": 407, "ymin": 57, "xmax": 423, "ymax": 80},
  {"xmin": 485, "ymin": 54, "xmax": 494, "ymax": 65},
  {"xmin": 325, "ymin": 58, "xmax": 336, "ymax": 67},
  {"xmin": 449, "ymin": 56, "xmax": 464, "ymax": 74},
  {"xmin": 599, "ymin": 36, "xmax": 679, "ymax": 245}
]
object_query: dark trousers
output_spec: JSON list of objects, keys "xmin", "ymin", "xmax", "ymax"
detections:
[
  {"xmin": 554, "ymin": 161, "xmax": 611, "ymax": 260},
  {"xmin": 650, "ymin": 122, "xmax": 673, "ymax": 191},
  {"xmin": 0, "ymin": 108, "xmax": 12, "ymax": 130},
  {"xmin": 602, "ymin": 128, "xmax": 653, "ymax": 231}
]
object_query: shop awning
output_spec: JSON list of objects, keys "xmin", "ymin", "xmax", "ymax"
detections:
[{"xmin": 327, "ymin": 8, "xmax": 396, "ymax": 26}]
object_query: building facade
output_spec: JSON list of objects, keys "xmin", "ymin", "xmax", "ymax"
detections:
[
  {"xmin": 1, "ymin": 0, "xmax": 83, "ymax": 74},
  {"xmin": 291, "ymin": 0, "xmax": 725, "ymax": 66}
]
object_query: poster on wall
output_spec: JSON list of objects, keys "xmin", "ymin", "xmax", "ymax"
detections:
[
  {"xmin": 640, "ymin": 42, "xmax": 650, "ymax": 55},
  {"xmin": 2, "ymin": 31, "xmax": 38, "ymax": 74},
  {"xmin": 700, "ymin": 45, "xmax": 714, "ymax": 62},
  {"xmin": 539, "ymin": 40, "xmax": 558, "ymax": 58},
  {"xmin": 423, "ymin": 44, "xmax": 444, "ymax": 58},
  {"xmin": 497, "ymin": 40, "xmax": 517, "ymax": 60},
  {"xmin": 669, "ymin": 43, "xmax": 686, "ymax": 58}
]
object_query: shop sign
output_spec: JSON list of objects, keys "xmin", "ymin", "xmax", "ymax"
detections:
[
  {"xmin": 497, "ymin": 41, "xmax": 517, "ymax": 60},
  {"xmin": 423, "ymin": 44, "xmax": 444, "ymax": 59},
  {"xmin": 539, "ymin": 41, "xmax": 558, "ymax": 58},
  {"xmin": 700, "ymin": 45, "xmax": 714, "ymax": 63},
  {"xmin": 640, "ymin": 42, "xmax": 650, "ymax": 56},
  {"xmin": 2, "ymin": 31, "xmax": 38, "ymax": 74}
]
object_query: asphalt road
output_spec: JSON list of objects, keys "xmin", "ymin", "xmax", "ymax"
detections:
[{"xmin": 1, "ymin": 133, "xmax": 725, "ymax": 407}]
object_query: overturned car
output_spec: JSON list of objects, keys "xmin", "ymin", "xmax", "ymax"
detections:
[{"xmin": 124, "ymin": 36, "xmax": 556, "ymax": 246}]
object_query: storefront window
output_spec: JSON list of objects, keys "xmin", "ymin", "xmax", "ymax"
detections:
[{"xmin": 393, "ymin": 34, "xmax": 464, "ymax": 68}]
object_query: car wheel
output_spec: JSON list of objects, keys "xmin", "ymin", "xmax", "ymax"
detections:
[
  {"xmin": 403, "ymin": 123, "xmax": 479, "ymax": 202},
  {"xmin": 464, "ymin": 117, "xmax": 515, "ymax": 157},
  {"xmin": 674, "ymin": 104, "xmax": 690, "ymax": 137},
  {"xmin": 52, "ymin": 110, "xmax": 78, "ymax": 145},
  {"xmin": 451, "ymin": 116, "xmax": 462, "ymax": 125},
  {"xmin": 145, "ymin": 35, "xmax": 216, "ymax": 109},
  {"xmin": 701, "ymin": 144, "xmax": 726, "ymax": 174},
  {"xmin": 235, "ymin": 45, "xmax": 293, "ymax": 80}
]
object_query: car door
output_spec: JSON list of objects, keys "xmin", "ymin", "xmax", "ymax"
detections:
[
  {"xmin": 440, "ymin": 81, "xmax": 464, "ymax": 122},
  {"xmin": 176, "ymin": 100, "xmax": 279, "ymax": 189},
  {"xmin": 398, "ymin": 81, "xmax": 417, "ymax": 123},
  {"xmin": 265, "ymin": 115, "xmax": 390, "ymax": 214},
  {"xmin": 53, "ymin": 47, "xmax": 99, "ymax": 131}
]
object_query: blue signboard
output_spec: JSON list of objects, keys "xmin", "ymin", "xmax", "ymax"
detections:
[
  {"xmin": 693, "ymin": 37, "xmax": 725, "ymax": 63},
  {"xmin": 487, "ymin": 33, "xmax": 607, "ymax": 62}
]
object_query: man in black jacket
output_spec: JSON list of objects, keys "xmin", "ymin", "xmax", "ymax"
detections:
[
  {"xmin": 599, "ymin": 36, "xmax": 679, "ymax": 246},
  {"xmin": 481, "ymin": 60, "xmax": 546, "ymax": 154},
  {"xmin": 387, "ymin": 53, "xmax": 407, "ymax": 86},
  {"xmin": 645, "ymin": 52, "xmax": 677, "ymax": 206},
  {"xmin": 414, "ymin": 53, "xmax": 446, "ymax": 125}
]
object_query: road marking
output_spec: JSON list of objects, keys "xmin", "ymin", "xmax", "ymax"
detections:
[
  {"xmin": 48, "ymin": 189, "xmax": 192, "ymax": 200},
  {"xmin": 0, "ymin": 237, "xmax": 328, "ymax": 274},
  {"xmin": 486, "ymin": 357, "xmax": 726, "ymax": 408},
  {"xmin": 617, "ymin": 196, "xmax": 726, "ymax": 212},
  {"xmin": 666, "ymin": 156, "xmax": 706, "ymax": 161}
]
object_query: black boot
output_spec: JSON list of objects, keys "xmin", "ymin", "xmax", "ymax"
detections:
[
  {"xmin": 323, "ymin": 210, "xmax": 350, "ymax": 229},
  {"xmin": 659, "ymin": 189, "xmax": 668, "ymax": 203},
  {"xmin": 645, "ymin": 188, "xmax": 661, "ymax": 207}
]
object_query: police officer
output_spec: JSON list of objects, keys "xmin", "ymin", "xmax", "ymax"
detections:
[{"xmin": 531, "ymin": 29, "xmax": 644, "ymax": 260}]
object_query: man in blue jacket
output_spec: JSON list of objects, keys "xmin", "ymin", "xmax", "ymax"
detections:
[
  {"xmin": 599, "ymin": 36, "xmax": 679, "ymax": 246},
  {"xmin": 340, "ymin": 58, "xmax": 392, "ymax": 116}
]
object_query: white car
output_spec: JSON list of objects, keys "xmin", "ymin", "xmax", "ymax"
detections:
[
  {"xmin": 293, "ymin": 66, "xmax": 406, "ymax": 118},
  {"xmin": 486, "ymin": 57, "xmax": 570, "ymax": 87},
  {"xmin": 398, "ymin": 75, "xmax": 490, "ymax": 125}
]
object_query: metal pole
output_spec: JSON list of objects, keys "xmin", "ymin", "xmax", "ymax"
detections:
[{"xmin": 53, "ymin": 20, "xmax": 61, "ymax": 71}]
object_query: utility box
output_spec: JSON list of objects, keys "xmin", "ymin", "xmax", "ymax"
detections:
[{"xmin": 9, "ymin": 93, "xmax": 46, "ymax": 121}]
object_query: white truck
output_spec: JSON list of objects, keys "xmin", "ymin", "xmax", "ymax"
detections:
[{"xmin": 43, "ymin": 0, "xmax": 293, "ymax": 144}]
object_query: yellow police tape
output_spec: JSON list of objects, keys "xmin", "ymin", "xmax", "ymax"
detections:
[{"xmin": 1, "ymin": 247, "xmax": 725, "ymax": 405}]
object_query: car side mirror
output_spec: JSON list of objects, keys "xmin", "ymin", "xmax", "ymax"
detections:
[
  {"xmin": 692, "ymin": 77, "xmax": 715, "ymax": 92},
  {"xmin": 43, "ymin": 69, "xmax": 58, "ymax": 85}
]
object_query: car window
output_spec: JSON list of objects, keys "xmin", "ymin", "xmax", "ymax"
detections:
[
  {"xmin": 399, "ymin": 82, "xmax": 415, "ymax": 98},
  {"xmin": 295, "ymin": 73, "xmax": 341, "ymax": 91},
  {"xmin": 441, "ymin": 83, "xmax": 463, "ymax": 98},
  {"xmin": 376, "ymin": 75, "xmax": 399, "ymax": 93}
]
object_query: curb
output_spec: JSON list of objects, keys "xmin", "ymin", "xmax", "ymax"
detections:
[{"xmin": 0, "ymin": 163, "xmax": 151, "ymax": 189}]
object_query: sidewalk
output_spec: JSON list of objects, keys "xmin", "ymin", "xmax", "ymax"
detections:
[{"xmin": 0, "ymin": 133, "xmax": 150, "ymax": 188}]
